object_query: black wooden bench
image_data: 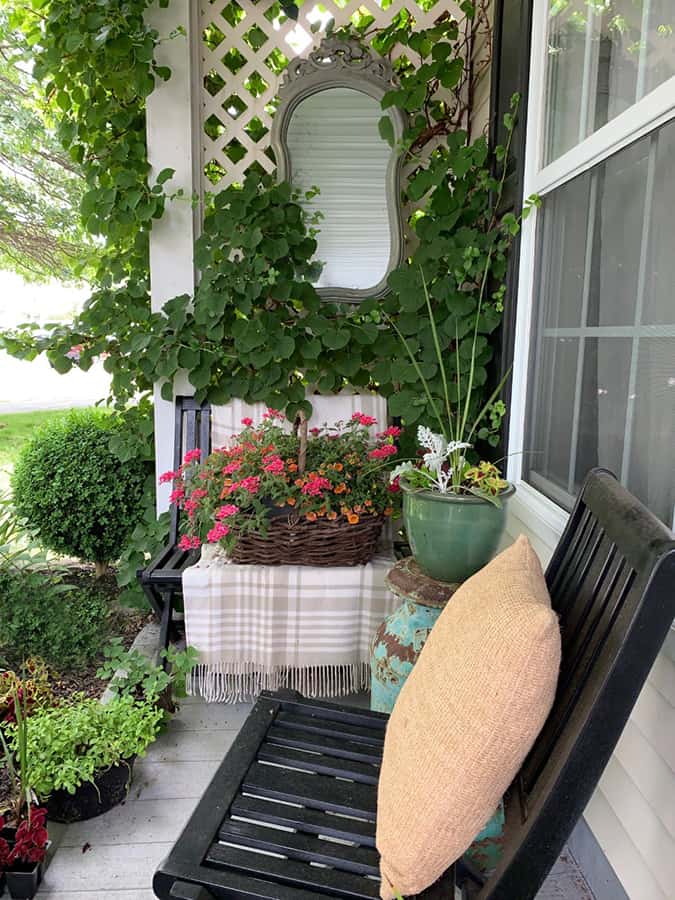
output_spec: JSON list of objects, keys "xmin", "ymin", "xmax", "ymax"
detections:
[
  {"xmin": 152, "ymin": 468, "xmax": 675, "ymax": 900},
  {"xmin": 138, "ymin": 396, "xmax": 211, "ymax": 654}
]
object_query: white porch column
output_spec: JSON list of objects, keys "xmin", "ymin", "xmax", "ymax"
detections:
[{"xmin": 146, "ymin": 0, "xmax": 200, "ymax": 513}]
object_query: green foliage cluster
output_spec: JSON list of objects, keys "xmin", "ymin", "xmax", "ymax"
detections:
[
  {"xmin": 0, "ymin": 8, "xmax": 94, "ymax": 281},
  {"xmin": 5, "ymin": 0, "xmax": 173, "ymax": 403},
  {"xmin": 0, "ymin": 569, "xmax": 111, "ymax": 670},
  {"xmin": 9, "ymin": 694, "xmax": 163, "ymax": 798},
  {"xmin": 97, "ymin": 639, "xmax": 198, "ymax": 704},
  {"xmin": 11, "ymin": 408, "xmax": 147, "ymax": 567}
]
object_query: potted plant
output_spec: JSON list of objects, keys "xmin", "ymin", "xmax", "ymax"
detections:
[
  {"xmin": 388, "ymin": 273, "xmax": 517, "ymax": 584},
  {"xmin": 164, "ymin": 410, "xmax": 401, "ymax": 566},
  {"xmin": 2, "ymin": 808, "xmax": 48, "ymax": 900},
  {"xmin": 8, "ymin": 694, "xmax": 163, "ymax": 824}
]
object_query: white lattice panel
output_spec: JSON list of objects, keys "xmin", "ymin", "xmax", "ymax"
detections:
[{"xmin": 199, "ymin": 0, "xmax": 464, "ymax": 192}]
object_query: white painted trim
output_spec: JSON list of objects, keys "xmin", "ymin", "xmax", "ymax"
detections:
[
  {"xmin": 146, "ymin": 0, "xmax": 200, "ymax": 513},
  {"xmin": 534, "ymin": 78, "xmax": 675, "ymax": 197}
]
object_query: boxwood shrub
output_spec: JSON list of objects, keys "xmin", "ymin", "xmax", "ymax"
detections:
[
  {"xmin": 11, "ymin": 408, "xmax": 146, "ymax": 570},
  {"xmin": 0, "ymin": 568, "xmax": 111, "ymax": 669}
]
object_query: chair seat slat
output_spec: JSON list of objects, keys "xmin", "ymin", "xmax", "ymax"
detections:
[
  {"xmin": 257, "ymin": 742, "xmax": 380, "ymax": 784},
  {"xmin": 218, "ymin": 818, "xmax": 380, "ymax": 875},
  {"xmin": 243, "ymin": 762, "xmax": 377, "ymax": 820},
  {"xmin": 206, "ymin": 842, "xmax": 381, "ymax": 899},
  {"xmin": 267, "ymin": 724, "xmax": 383, "ymax": 764},
  {"xmin": 230, "ymin": 795, "xmax": 377, "ymax": 846},
  {"xmin": 275, "ymin": 712, "xmax": 386, "ymax": 747}
]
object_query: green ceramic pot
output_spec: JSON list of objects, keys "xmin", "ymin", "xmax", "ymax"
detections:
[{"xmin": 401, "ymin": 481, "xmax": 515, "ymax": 584}]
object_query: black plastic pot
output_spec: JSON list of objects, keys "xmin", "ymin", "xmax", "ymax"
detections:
[
  {"xmin": 46, "ymin": 758, "xmax": 135, "ymax": 824},
  {"xmin": 5, "ymin": 862, "xmax": 42, "ymax": 900}
]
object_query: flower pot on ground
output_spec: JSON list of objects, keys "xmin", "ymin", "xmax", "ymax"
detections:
[
  {"xmin": 401, "ymin": 479, "xmax": 515, "ymax": 583},
  {"xmin": 2, "ymin": 807, "xmax": 48, "ymax": 900},
  {"xmin": 7, "ymin": 695, "xmax": 163, "ymax": 825},
  {"xmin": 164, "ymin": 409, "xmax": 401, "ymax": 567},
  {"xmin": 46, "ymin": 757, "xmax": 135, "ymax": 824}
]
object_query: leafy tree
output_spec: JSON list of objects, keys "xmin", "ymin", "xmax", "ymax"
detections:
[{"xmin": 0, "ymin": 8, "xmax": 94, "ymax": 281}]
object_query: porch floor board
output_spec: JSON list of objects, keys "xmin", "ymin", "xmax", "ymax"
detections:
[{"xmin": 35, "ymin": 694, "xmax": 595, "ymax": 899}]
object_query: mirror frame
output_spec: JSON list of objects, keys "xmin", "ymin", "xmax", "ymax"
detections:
[{"xmin": 270, "ymin": 38, "xmax": 406, "ymax": 304}]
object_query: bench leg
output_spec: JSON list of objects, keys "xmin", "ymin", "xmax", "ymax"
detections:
[{"xmin": 158, "ymin": 589, "xmax": 174, "ymax": 669}]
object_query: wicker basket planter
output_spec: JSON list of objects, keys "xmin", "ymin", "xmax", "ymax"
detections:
[{"xmin": 230, "ymin": 513, "xmax": 385, "ymax": 566}]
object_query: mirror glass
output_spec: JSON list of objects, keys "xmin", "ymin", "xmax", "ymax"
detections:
[{"xmin": 285, "ymin": 86, "xmax": 397, "ymax": 296}]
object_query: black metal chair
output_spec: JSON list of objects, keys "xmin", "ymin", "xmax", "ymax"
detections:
[
  {"xmin": 138, "ymin": 397, "xmax": 211, "ymax": 654},
  {"xmin": 153, "ymin": 468, "xmax": 675, "ymax": 900}
]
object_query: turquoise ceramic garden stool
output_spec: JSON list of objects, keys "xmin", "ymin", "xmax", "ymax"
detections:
[{"xmin": 370, "ymin": 556, "xmax": 505, "ymax": 875}]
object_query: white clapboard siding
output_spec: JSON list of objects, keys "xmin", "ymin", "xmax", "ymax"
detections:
[{"xmin": 502, "ymin": 513, "xmax": 675, "ymax": 899}]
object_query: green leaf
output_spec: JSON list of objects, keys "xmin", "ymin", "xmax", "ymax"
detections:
[{"xmin": 378, "ymin": 115, "xmax": 395, "ymax": 147}]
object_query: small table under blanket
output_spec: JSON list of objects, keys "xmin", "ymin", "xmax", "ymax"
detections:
[{"xmin": 183, "ymin": 552, "xmax": 398, "ymax": 702}]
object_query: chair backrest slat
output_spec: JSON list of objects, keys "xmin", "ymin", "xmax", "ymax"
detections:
[
  {"xmin": 481, "ymin": 469, "xmax": 675, "ymax": 900},
  {"xmin": 169, "ymin": 396, "xmax": 212, "ymax": 545}
]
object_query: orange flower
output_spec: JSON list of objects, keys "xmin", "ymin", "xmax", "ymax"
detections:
[
  {"xmin": 347, "ymin": 512, "xmax": 360, "ymax": 525},
  {"xmin": 333, "ymin": 463, "xmax": 344, "ymax": 472},
  {"xmin": 365, "ymin": 498, "xmax": 372, "ymax": 507},
  {"xmin": 306, "ymin": 511, "xmax": 318, "ymax": 522},
  {"xmin": 286, "ymin": 497, "xmax": 296, "ymax": 506},
  {"xmin": 287, "ymin": 462, "xmax": 298, "ymax": 473},
  {"xmin": 294, "ymin": 478, "xmax": 304, "ymax": 487},
  {"xmin": 317, "ymin": 507, "xmax": 326, "ymax": 517},
  {"xmin": 334, "ymin": 483, "xmax": 347, "ymax": 494},
  {"xmin": 384, "ymin": 506, "xmax": 393, "ymax": 517},
  {"xmin": 327, "ymin": 510, "xmax": 338, "ymax": 520}
]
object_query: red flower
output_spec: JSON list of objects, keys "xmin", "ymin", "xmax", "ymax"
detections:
[
  {"xmin": 159, "ymin": 470, "xmax": 176, "ymax": 484},
  {"xmin": 183, "ymin": 449, "xmax": 201, "ymax": 464},
  {"xmin": 178, "ymin": 534, "xmax": 201, "ymax": 550},
  {"xmin": 369, "ymin": 444, "xmax": 398, "ymax": 459},
  {"xmin": 351, "ymin": 412, "xmax": 378, "ymax": 427},
  {"xmin": 238, "ymin": 476, "xmax": 261, "ymax": 494},
  {"xmin": 263, "ymin": 455, "xmax": 285, "ymax": 475},
  {"xmin": 388, "ymin": 477, "xmax": 401, "ymax": 493},
  {"xmin": 215, "ymin": 504, "xmax": 239, "ymax": 520},
  {"xmin": 222, "ymin": 460, "xmax": 241, "ymax": 475},
  {"xmin": 301, "ymin": 476, "xmax": 331, "ymax": 497},
  {"xmin": 207, "ymin": 523, "xmax": 230, "ymax": 543},
  {"xmin": 241, "ymin": 417, "xmax": 253, "ymax": 426},
  {"xmin": 169, "ymin": 486, "xmax": 185, "ymax": 504},
  {"xmin": 262, "ymin": 408, "xmax": 283, "ymax": 420}
]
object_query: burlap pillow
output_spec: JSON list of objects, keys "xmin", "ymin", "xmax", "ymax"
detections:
[{"xmin": 376, "ymin": 535, "xmax": 561, "ymax": 899}]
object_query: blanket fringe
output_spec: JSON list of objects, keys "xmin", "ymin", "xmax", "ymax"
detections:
[{"xmin": 187, "ymin": 661, "xmax": 371, "ymax": 703}]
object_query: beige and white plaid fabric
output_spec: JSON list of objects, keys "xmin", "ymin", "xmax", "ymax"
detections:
[{"xmin": 183, "ymin": 551, "xmax": 397, "ymax": 702}]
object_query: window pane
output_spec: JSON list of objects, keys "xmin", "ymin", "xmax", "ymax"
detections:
[
  {"xmin": 526, "ymin": 122, "xmax": 675, "ymax": 526},
  {"xmin": 627, "ymin": 339, "xmax": 675, "ymax": 526},
  {"xmin": 545, "ymin": 0, "xmax": 675, "ymax": 164}
]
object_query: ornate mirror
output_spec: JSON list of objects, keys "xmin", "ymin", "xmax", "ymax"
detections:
[{"xmin": 270, "ymin": 39, "xmax": 406, "ymax": 303}]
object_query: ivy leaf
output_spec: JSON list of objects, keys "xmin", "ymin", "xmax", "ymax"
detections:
[{"xmin": 378, "ymin": 115, "xmax": 395, "ymax": 147}]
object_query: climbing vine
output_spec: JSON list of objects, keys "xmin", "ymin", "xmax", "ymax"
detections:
[{"xmin": 1, "ymin": 0, "xmax": 531, "ymax": 454}]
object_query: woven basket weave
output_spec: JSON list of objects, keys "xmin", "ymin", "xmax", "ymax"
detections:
[
  {"xmin": 229, "ymin": 412, "xmax": 385, "ymax": 566},
  {"xmin": 230, "ymin": 513, "xmax": 386, "ymax": 566}
]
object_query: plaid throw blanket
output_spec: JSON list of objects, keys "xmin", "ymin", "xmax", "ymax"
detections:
[
  {"xmin": 182, "ymin": 393, "xmax": 396, "ymax": 703},
  {"xmin": 183, "ymin": 551, "xmax": 397, "ymax": 702}
]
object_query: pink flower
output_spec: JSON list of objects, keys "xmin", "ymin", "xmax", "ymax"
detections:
[
  {"xmin": 183, "ymin": 449, "xmax": 201, "ymax": 464},
  {"xmin": 241, "ymin": 417, "xmax": 253, "ymax": 426},
  {"xmin": 191, "ymin": 488, "xmax": 208, "ymax": 500},
  {"xmin": 159, "ymin": 470, "xmax": 176, "ymax": 484},
  {"xmin": 263, "ymin": 455, "xmax": 285, "ymax": 475},
  {"xmin": 263, "ymin": 407, "xmax": 283, "ymax": 420},
  {"xmin": 178, "ymin": 534, "xmax": 201, "ymax": 550},
  {"xmin": 216, "ymin": 504, "xmax": 239, "ymax": 520},
  {"xmin": 238, "ymin": 476, "xmax": 261, "ymax": 494},
  {"xmin": 377, "ymin": 426, "xmax": 402, "ymax": 439},
  {"xmin": 207, "ymin": 522, "xmax": 230, "ymax": 543},
  {"xmin": 223, "ymin": 460, "xmax": 241, "ymax": 475},
  {"xmin": 352, "ymin": 412, "xmax": 378, "ymax": 427},
  {"xmin": 309, "ymin": 427, "xmax": 321, "ymax": 436},
  {"xmin": 301, "ymin": 476, "xmax": 332, "ymax": 497},
  {"xmin": 369, "ymin": 444, "xmax": 398, "ymax": 459},
  {"xmin": 169, "ymin": 486, "xmax": 185, "ymax": 504},
  {"xmin": 183, "ymin": 498, "xmax": 199, "ymax": 518}
]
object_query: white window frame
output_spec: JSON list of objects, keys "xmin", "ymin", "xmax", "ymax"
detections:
[{"xmin": 506, "ymin": 0, "xmax": 675, "ymax": 535}]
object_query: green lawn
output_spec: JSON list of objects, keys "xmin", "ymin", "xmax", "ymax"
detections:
[{"xmin": 0, "ymin": 408, "xmax": 83, "ymax": 490}]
